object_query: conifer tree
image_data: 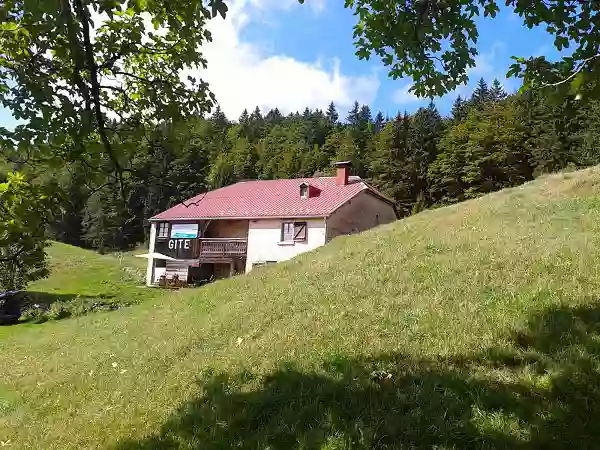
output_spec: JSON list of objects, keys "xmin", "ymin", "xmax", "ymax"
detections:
[
  {"xmin": 326, "ymin": 102, "xmax": 339, "ymax": 125},
  {"xmin": 490, "ymin": 79, "xmax": 507, "ymax": 102},
  {"xmin": 471, "ymin": 78, "xmax": 492, "ymax": 108}
]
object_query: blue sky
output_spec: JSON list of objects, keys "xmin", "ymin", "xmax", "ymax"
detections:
[{"xmin": 0, "ymin": 0, "xmax": 563, "ymax": 128}]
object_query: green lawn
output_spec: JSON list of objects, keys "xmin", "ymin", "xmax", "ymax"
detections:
[
  {"xmin": 30, "ymin": 241, "xmax": 150, "ymax": 295},
  {"xmin": 0, "ymin": 243, "xmax": 162, "ymax": 337},
  {"xmin": 3, "ymin": 168, "xmax": 600, "ymax": 449}
]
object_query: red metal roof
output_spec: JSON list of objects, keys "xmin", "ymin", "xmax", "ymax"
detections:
[{"xmin": 150, "ymin": 176, "xmax": 393, "ymax": 221}]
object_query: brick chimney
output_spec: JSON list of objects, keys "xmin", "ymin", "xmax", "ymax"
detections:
[{"xmin": 334, "ymin": 161, "xmax": 351, "ymax": 186}]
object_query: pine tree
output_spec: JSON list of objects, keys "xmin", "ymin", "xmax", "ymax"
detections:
[
  {"xmin": 83, "ymin": 185, "xmax": 142, "ymax": 252},
  {"xmin": 239, "ymin": 109, "xmax": 249, "ymax": 124},
  {"xmin": 211, "ymin": 105, "xmax": 229, "ymax": 130},
  {"xmin": 369, "ymin": 114, "xmax": 413, "ymax": 214},
  {"xmin": 489, "ymin": 79, "xmax": 507, "ymax": 102},
  {"xmin": 406, "ymin": 102, "xmax": 443, "ymax": 208},
  {"xmin": 518, "ymin": 90, "xmax": 582, "ymax": 175},
  {"xmin": 50, "ymin": 163, "xmax": 87, "ymax": 246},
  {"xmin": 265, "ymin": 108, "xmax": 283, "ymax": 125},
  {"xmin": 471, "ymin": 78, "xmax": 491, "ymax": 108},
  {"xmin": 326, "ymin": 101, "xmax": 339, "ymax": 125},
  {"xmin": 246, "ymin": 106, "xmax": 265, "ymax": 142},
  {"xmin": 451, "ymin": 95, "xmax": 468, "ymax": 122},
  {"xmin": 321, "ymin": 129, "xmax": 360, "ymax": 173},
  {"xmin": 358, "ymin": 104, "xmax": 373, "ymax": 126},
  {"xmin": 346, "ymin": 101, "xmax": 360, "ymax": 127},
  {"xmin": 373, "ymin": 111, "xmax": 385, "ymax": 134},
  {"xmin": 250, "ymin": 106, "xmax": 262, "ymax": 121}
]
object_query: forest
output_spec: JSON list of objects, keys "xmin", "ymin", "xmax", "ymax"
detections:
[{"xmin": 1, "ymin": 77, "xmax": 596, "ymax": 254}]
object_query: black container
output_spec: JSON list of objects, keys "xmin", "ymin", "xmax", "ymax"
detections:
[{"xmin": 0, "ymin": 290, "xmax": 23, "ymax": 325}]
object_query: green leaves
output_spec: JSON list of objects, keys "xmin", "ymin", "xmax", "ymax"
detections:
[
  {"xmin": 0, "ymin": 171, "xmax": 59, "ymax": 290},
  {"xmin": 212, "ymin": 0, "xmax": 229, "ymax": 19},
  {"xmin": 333, "ymin": 0, "xmax": 600, "ymax": 97},
  {"xmin": 0, "ymin": 0, "xmax": 227, "ymax": 184}
]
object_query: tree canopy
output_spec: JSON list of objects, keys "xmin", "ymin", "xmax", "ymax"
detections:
[
  {"xmin": 0, "ymin": 0, "xmax": 228, "ymax": 184},
  {"xmin": 338, "ymin": 0, "xmax": 600, "ymax": 97},
  {"xmin": 0, "ymin": 172, "xmax": 59, "ymax": 290}
]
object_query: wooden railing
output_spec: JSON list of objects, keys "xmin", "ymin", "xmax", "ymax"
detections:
[{"xmin": 198, "ymin": 238, "xmax": 248, "ymax": 258}]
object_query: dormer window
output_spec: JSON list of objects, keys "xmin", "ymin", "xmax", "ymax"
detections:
[
  {"xmin": 300, "ymin": 183, "xmax": 309, "ymax": 199},
  {"xmin": 300, "ymin": 182, "xmax": 321, "ymax": 199}
]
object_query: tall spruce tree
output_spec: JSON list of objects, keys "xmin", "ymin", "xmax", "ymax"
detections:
[
  {"xmin": 406, "ymin": 103, "xmax": 443, "ymax": 210},
  {"xmin": 326, "ymin": 102, "xmax": 339, "ymax": 125},
  {"xmin": 490, "ymin": 79, "xmax": 507, "ymax": 102},
  {"xmin": 346, "ymin": 101, "xmax": 361, "ymax": 127},
  {"xmin": 471, "ymin": 78, "xmax": 492, "ymax": 109},
  {"xmin": 369, "ymin": 114, "xmax": 413, "ymax": 214},
  {"xmin": 374, "ymin": 112, "xmax": 386, "ymax": 134},
  {"xmin": 211, "ymin": 105, "xmax": 229, "ymax": 131},
  {"xmin": 451, "ymin": 95, "xmax": 469, "ymax": 122}
]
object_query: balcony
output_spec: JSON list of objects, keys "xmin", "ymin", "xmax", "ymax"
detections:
[{"xmin": 197, "ymin": 238, "xmax": 248, "ymax": 260}]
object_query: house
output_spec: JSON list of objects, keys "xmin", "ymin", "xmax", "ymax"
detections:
[{"xmin": 145, "ymin": 162, "xmax": 398, "ymax": 286}]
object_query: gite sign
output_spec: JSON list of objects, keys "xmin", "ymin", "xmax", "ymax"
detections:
[
  {"xmin": 168, "ymin": 239, "xmax": 191, "ymax": 250},
  {"xmin": 155, "ymin": 237, "xmax": 197, "ymax": 260}
]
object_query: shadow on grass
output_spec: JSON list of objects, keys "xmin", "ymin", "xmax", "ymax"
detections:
[
  {"xmin": 114, "ymin": 303, "xmax": 600, "ymax": 449},
  {"xmin": 24, "ymin": 291, "xmax": 116, "ymax": 307},
  {"xmin": 0, "ymin": 291, "xmax": 121, "ymax": 325}
]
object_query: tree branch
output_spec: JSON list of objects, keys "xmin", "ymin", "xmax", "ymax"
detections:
[
  {"xmin": 72, "ymin": 0, "xmax": 126, "ymax": 196},
  {"xmin": 540, "ymin": 54, "xmax": 600, "ymax": 88},
  {"xmin": 59, "ymin": 0, "xmax": 91, "ymax": 120}
]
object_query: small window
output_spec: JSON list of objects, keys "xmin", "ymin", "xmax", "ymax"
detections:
[
  {"xmin": 281, "ymin": 221, "xmax": 307, "ymax": 242},
  {"xmin": 300, "ymin": 184, "xmax": 309, "ymax": 199},
  {"xmin": 157, "ymin": 222, "xmax": 169, "ymax": 239},
  {"xmin": 282, "ymin": 222, "xmax": 294, "ymax": 241}
]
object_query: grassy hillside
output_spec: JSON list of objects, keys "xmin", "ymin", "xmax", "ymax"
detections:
[
  {"xmin": 2, "ymin": 168, "xmax": 600, "ymax": 449},
  {"xmin": 0, "ymin": 243, "xmax": 161, "ymax": 336},
  {"xmin": 30, "ymin": 242, "xmax": 150, "ymax": 296}
]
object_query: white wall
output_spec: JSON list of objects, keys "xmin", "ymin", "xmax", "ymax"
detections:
[
  {"xmin": 245, "ymin": 218, "xmax": 327, "ymax": 272},
  {"xmin": 146, "ymin": 222, "xmax": 157, "ymax": 286}
]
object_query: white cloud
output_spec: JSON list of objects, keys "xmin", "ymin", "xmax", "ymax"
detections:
[
  {"xmin": 193, "ymin": 0, "xmax": 378, "ymax": 119},
  {"xmin": 392, "ymin": 84, "xmax": 422, "ymax": 105},
  {"xmin": 468, "ymin": 53, "xmax": 495, "ymax": 77}
]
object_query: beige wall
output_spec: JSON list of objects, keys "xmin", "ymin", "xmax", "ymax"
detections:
[
  {"xmin": 326, "ymin": 191, "xmax": 397, "ymax": 241},
  {"xmin": 204, "ymin": 220, "xmax": 249, "ymax": 238}
]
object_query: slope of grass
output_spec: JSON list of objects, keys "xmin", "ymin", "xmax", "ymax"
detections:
[
  {"xmin": 3, "ymin": 168, "xmax": 600, "ymax": 448},
  {"xmin": 0, "ymin": 243, "xmax": 161, "ymax": 336},
  {"xmin": 30, "ymin": 241, "xmax": 150, "ymax": 295}
]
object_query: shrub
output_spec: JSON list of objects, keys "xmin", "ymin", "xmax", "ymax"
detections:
[
  {"xmin": 69, "ymin": 297, "xmax": 93, "ymax": 317},
  {"xmin": 21, "ymin": 306, "xmax": 48, "ymax": 324},
  {"xmin": 48, "ymin": 301, "xmax": 71, "ymax": 320}
]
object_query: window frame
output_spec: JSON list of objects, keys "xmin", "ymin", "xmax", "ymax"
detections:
[
  {"xmin": 157, "ymin": 222, "xmax": 170, "ymax": 240},
  {"xmin": 280, "ymin": 221, "xmax": 308, "ymax": 243},
  {"xmin": 300, "ymin": 183, "xmax": 309, "ymax": 199}
]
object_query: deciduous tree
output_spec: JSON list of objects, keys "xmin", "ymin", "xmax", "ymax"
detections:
[
  {"xmin": 0, "ymin": 172, "xmax": 59, "ymax": 289},
  {"xmin": 337, "ymin": 0, "xmax": 600, "ymax": 97}
]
